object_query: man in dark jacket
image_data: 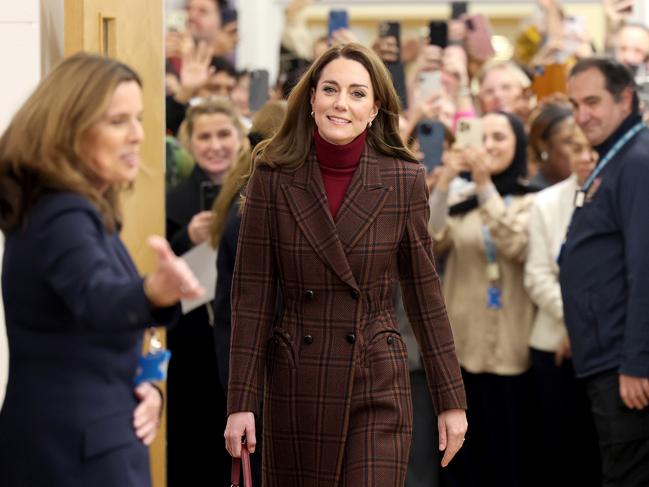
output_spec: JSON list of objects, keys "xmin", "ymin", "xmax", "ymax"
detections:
[{"xmin": 560, "ymin": 57, "xmax": 649, "ymax": 486}]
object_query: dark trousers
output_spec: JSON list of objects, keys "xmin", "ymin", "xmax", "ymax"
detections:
[
  {"xmin": 530, "ymin": 349, "xmax": 601, "ymax": 487},
  {"xmin": 441, "ymin": 369, "xmax": 535, "ymax": 487},
  {"xmin": 166, "ymin": 314, "xmax": 231, "ymax": 487},
  {"xmin": 585, "ymin": 370, "xmax": 649, "ymax": 487},
  {"xmin": 406, "ymin": 369, "xmax": 440, "ymax": 487}
]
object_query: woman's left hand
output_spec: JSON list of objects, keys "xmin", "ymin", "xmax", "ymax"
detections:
[
  {"xmin": 133, "ymin": 382, "xmax": 163, "ymax": 446},
  {"xmin": 438, "ymin": 408, "xmax": 468, "ymax": 467},
  {"xmin": 462, "ymin": 146, "xmax": 491, "ymax": 188}
]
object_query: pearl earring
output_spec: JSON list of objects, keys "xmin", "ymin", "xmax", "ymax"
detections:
[
  {"xmin": 540, "ymin": 151, "xmax": 548, "ymax": 161},
  {"xmin": 310, "ymin": 111, "xmax": 314, "ymax": 117},
  {"xmin": 368, "ymin": 120, "xmax": 372, "ymax": 128}
]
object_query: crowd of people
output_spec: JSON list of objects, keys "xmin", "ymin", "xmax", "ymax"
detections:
[{"xmin": 2, "ymin": 0, "xmax": 649, "ymax": 486}]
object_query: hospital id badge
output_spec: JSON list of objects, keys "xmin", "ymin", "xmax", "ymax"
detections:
[
  {"xmin": 487, "ymin": 286, "xmax": 502, "ymax": 310},
  {"xmin": 486, "ymin": 262, "xmax": 500, "ymax": 281},
  {"xmin": 134, "ymin": 328, "xmax": 171, "ymax": 385}
]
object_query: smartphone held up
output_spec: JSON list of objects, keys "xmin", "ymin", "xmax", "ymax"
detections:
[{"xmin": 455, "ymin": 117, "xmax": 483, "ymax": 148}]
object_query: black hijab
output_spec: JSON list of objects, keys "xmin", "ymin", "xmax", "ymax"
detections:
[{"xmin": 449, "ymin": 112, "xmax": 534, "ymax": 216}]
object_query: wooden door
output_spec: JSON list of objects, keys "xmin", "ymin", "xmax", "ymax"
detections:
[{"xmin": 64, "ymin": 1, "xmax": 167, "ymax": 486}]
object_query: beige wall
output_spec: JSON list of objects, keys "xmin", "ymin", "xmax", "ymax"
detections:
[
  {"xmin": 41, "ymin": 0, "xmax": 65, "ymax": 74},
  {"xmin": 0, "ymin": 0, "xmax": 41, "ymax": 410},
  {"xmin": 0, "ymin": 1, "xmax": 40, "ymax": 133}
]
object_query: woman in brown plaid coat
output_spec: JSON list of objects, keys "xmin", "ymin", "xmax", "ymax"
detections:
[{"xmin": 224, "ymin": 43, "xmax": 467, "ymax": 486}]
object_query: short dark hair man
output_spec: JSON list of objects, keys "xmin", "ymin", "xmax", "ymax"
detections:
[{"xmin": 561, "ymin": 56, "xmax": 649, "ymax": 486}]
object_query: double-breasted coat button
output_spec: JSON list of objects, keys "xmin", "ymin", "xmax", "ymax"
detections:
[
  {"xmin": 346, "ymin": 332, "xmax": 356, "ymax": 344},
  {"xmin": 350, "ymin": 289, "xmax": 360, "ymax": 300},
  {"xmin": 305, "ymin": 289, "xmax": 315, "ymax": 300},
  {"xmin": 303, "ymin": 334, "xmax": 314, "ymax": 345},
  {"xmin": 387, "ymin": 335, "xmax": 395, "ymax": 345}
]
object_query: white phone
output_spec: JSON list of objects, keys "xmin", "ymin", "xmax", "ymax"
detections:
[
  {"xmin": 455, "ymin": 117, "xmax": 483, "ymax": 148},
  {"xmin": 166, "ymin": 9, "xmax": 187, "ymax": 32},
  {"xmin": 419, "ymin": 70, "xmax": 442, "ymax": 101}
]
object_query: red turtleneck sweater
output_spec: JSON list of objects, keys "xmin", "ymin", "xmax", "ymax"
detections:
[{"xmin": 314, "ymin": 129, "xmax": 367, "ymax": 219}]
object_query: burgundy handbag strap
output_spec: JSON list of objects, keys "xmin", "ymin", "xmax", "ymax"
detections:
[{"xmin": 230, "ymin": 441, "xmax": 253, "ymax": 487}]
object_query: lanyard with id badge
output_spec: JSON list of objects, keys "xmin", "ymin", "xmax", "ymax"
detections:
[
  {"xmin": 574, "ymin": 121, "xmax": 645, "ymax": 208},
  {"xmin": 481, "ymin": 195, "xmax": 512, "ymax": 310},
  {"xmin": 559, "ymin": 121, "xmax": 646, "ymax": 265},
  {"xmin": 482, "ymin": 225, "xmax": 503, "ymax": 309},
  {"xmin": 134, "ymin": 327, "xmax": 171, "ymax": 385}
]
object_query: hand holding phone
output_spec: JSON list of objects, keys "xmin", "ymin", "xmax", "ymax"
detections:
[
  {"xmin": 417, "ymin": 120, "xmax": 446, "ymax": 172},
  {"xmin": 378, "ymin": 21, "xmax": 401, "ymax": 62},
  {"xmin": 328, "ymin": 9, "xmax": 349, "ymax": 39}
]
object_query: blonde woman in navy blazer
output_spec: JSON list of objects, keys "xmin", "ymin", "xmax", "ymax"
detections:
[{"xmin": 0, "ymin": 54, "xmax": 202, "ymax": 487}]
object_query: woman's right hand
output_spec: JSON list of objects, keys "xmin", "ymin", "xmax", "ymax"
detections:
[
  {"xmin": 144, "ymin": 235, "xmax": 204, "ymax": 307},
  {"xmin": 225, "ymin": 412, "xmax": 256, "ymax": 457},
  {"xmin": 188, "ymin": 210, "xmax": 213, "ymax": 245}
]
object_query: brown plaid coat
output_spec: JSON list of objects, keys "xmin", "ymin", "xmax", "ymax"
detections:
[{"xmin": 228, "ymin": 145, "xmax": 466, "ymax": 486}]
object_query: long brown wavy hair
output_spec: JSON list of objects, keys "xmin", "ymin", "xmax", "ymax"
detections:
[
  {"xmin": 252, "ymin": 43, "xmax": 417, "ymax": 170},
  {"xmin": 0, "ymin": 52, "xmax": 141, "ymax": 235},
  {"xmin": 209, "ymin": 100, "xmax": 288, "ymax": 248}
]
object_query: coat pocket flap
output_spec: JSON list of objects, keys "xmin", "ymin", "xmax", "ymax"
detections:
[{"xmin": 83, "ymin": 411, "xmax": 135, "ymax": 460}]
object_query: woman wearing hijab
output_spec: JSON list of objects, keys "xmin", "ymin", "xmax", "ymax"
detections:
[{"xmin": 428, "ymin": 112, "xmax": 537, "ymax": 487}]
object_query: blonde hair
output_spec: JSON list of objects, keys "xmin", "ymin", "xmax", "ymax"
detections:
[
  {"xmin": 477, "ymin": 59, "xmax": 531, "ymax": 89},
  {"xmin": 178, "ymin": 96, "xmax": 247, "ymax": 153},
  {"xmin": 209, "ymin": 100, "xmax": 288, "ymax": 248},
  {"xmin": 0, "ymin": 52, "xmax": 141, "ymax": 234}
]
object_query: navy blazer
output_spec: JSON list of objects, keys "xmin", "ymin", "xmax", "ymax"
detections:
[
  {"xmin": 560, "ymin": 113, "xmax": 649, "ymax": 379},
  {"xmin": 0, "ymin": 193, "xmax": 177, "ymax": 487}
]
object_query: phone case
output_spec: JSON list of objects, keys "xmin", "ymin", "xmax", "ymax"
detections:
[
  {"xmin": 328, "ymin": 10, "xmax": 349, "ymax": 38},
  {"xmin": 531, "ymin": 63, "xmax": 568, "ymax": 101},
  {"xmin": 451, "ymin": 2, "xmax": 468, "ymax": 20},
  {"xmin": 455, "ymin": 117, "xmax": 483, "ymax": 148},
  {"xmin": 379, "ymin": 21, "xmax": 401, "ymax": 46},
  {"xmin": 419, "ymin": 71, "xmax": 442, "ymax": 100},
  {"xmin": 429, "ymin": 21, "xmax": 448, "ymax": 48},
  {"xmin": 249, "ymin": 69, "xmax": 269, "ymax": 113},
  {"xmin": 200, "ymin": 181, "xmax": 220, "ymax": 211},
  {"xmin": 417, "ymin": 120, "xmax": 445, "ymax": 172},
  {"xmin": 465, "ymin": 14, "xmax": 495, "ymax": 61},
  {"xmin": 386, "ymin": 61, "xmax": 408, "ymax": 110},
  {"xmin": 166, "ymin": 9, "xmax": 187, "ymax": 32}
]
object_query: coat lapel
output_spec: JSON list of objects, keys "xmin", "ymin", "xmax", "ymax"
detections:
[
  {"xmin": 282, "ymin": 151, "xmax": 359, "ymax": 290},
  {"xmin": 334, "ymin": 146, "xmax": 390, "ymax": 253}
]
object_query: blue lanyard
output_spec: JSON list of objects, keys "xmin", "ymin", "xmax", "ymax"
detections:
[
  {"xmin": 581, "ymin": 122, "xmax": 645, "ymax": 194},
  {"xmin": 562, "ymin": 121, "xmax": 645, "ymax": 262},
  {"xmin": 482, "ymin": 226, "xmax": 497, "ymax": 264},
  {"xmin": 481, "ymin": 195, "xmax": 512, "ymax": 266}
]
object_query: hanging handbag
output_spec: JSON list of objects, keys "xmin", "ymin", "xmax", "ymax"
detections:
[{"xmin": 230, "ymin": 439, "xmax": 253, "ymax": 487}]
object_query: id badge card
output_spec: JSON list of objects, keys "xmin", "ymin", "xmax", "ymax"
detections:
[
  {"xmin": 486, "ymin": 262, "xmax": 500, "ymax": 281},
  {"xmin": 487, "ymin": 286, "xmax": 502, "ymax": 310},
  {"xmin": 134, "ymin": 328, "xmax": 171, "ymax": 385}
]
